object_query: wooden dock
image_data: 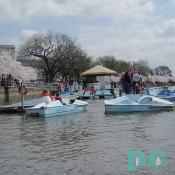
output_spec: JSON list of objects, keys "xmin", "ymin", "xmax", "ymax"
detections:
[{"xmin": 0, "ymin": 105, "xmax": 27, "ymax": 113}]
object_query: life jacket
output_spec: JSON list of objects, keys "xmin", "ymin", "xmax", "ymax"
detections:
[{"xmin": 42, "ymin": 92, "xmax": 53, "ymax": 101}]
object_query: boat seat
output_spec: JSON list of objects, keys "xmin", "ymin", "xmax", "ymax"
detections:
[
  {"xmin": 138, "ymin": 96, "xmax": 152, "ymax": 104},
  {"xmin": 69, "ymin": 99, "xmax": 75, "ymax": 104}
]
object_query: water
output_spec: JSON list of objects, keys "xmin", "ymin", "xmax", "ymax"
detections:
[{"xmin": 0, "ymin": 100, "xmax": 175, "ymax": 175}]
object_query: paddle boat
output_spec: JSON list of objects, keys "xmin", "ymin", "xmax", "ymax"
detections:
[
  {"xmin": 80, "ymin": 89, "xmax": 114, "ymax": 99},
  {"xmin": 157, "ymin": 89, "xmax": 175, "ymax": 101},
  {"xmin": 95, "ymin": 89, "xmax": 113, "ymax": 97},
  {"xmin": 144, "ymin": 88, "xmax": 175, "ymax": 101},
  {"xmin": 25, "ymin": 99, "xmax": 88, "ymax": 117},
  {"xmin": 79, "ymin": 90, "xmax": 95, "ymax": 99},
  {"xmin": 104, "ymin": 95, "xmax": 174, "ymax": 113}
]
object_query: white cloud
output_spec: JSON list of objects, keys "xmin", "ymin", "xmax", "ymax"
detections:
[
  {"xmin": 157, "ymin": 19, "xmax": 175, "ymax": 38},
  {"xmin": 1, "ymin": 0, "xmax": 175, "ymax": 73},
  {"xmin": 21, "ymin": 29, "xmax": 39, "ymax": 39},
  {"xmin": 0, "ymin": 29, "xmax": 39, "ymax": 46},
  {"xmin": 0, "ymin": 0, "xmax": 155, "ymax": 24},
  {"xmin": 78, "ymin": 20, "xmax": 175, "ymax": 72}
]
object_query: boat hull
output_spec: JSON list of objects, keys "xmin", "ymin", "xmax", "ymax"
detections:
[
  {"xmin": 158, "ymin": 96, "xmax": 175, "ymax": 101},
  {"xmin": 26, "ymin": 104, "xmax": 87, "ymax": 117},
  {"xmin": 105, "ymin": 104, "xmax": 174, "ymax": 113}
]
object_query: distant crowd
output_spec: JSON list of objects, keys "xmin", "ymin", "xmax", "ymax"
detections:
[
  {"xmin": 0, "ymin": 75, "xmax": 79, "ymax": 95},
  {"xmin": 120, "ymin": 70, "xmax": 146, "ymax": 94},
  {"xmin": 0, "ymin": 74, "xmax": 22, "ymax": 87},
  {"xmin": 0, "ymin": 72, "xmax": 146, "ymax": 95},
  {"xmin": 56, "ymin": 79, "xmax": 79, "ymax": 95}
]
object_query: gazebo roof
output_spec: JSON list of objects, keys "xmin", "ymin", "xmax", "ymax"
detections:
[{"xmin": 81, "ymin": 65, "xmax": 117, "ymax": 76}]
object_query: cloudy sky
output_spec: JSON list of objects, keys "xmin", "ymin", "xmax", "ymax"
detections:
[{"xmin": 1, "ymin": 0, "xmax": 175, "ymax": 72}]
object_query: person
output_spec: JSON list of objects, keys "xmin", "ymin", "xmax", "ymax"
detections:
[
  {"xmin": 90, "ymin": 86, "xmax": 96, "ymax": 95},
  {"xmin": 69, "ymin": 79, "xmax": 74, "ymax": 95},
  {"xmin": 64, "ymin": 81, "xmax": 69, "ymax": 93},
  {"xmin": 54, "ymin": 93, "xmax": 66, "ymax": 105},
  {"xmin": 82, "ymin": 80, "xmax": 87, "ymax": 90},
  {"xmin": 14, "ymin": 78, "xmax": 20, "ymax": 87},
  {"xmin": 82, "ymin": 86, "xmax": 88, "ymax": 95},
  {"xmin": 123, "ymin": 71, "xmax": 131, "ymax": 94},
  {"xmin": 6, "ymin": 74, "xmax": 13, "ymax": 86},
  {"xmin": 41, "ymin": 89, "xmax": 54, "ymax": 103},
  {"xmin": 110, "ymin": 81, "xmax": 114, "ymax": 89},
  {"xmin": 131, "ymin": 70, "xmax": 141, "ymax": 94},
  {"xmin": 1, "ymin": 74, "xmax": 5, "ymax": 87},
  {"xmin": 120, "ymin": 73, "xmax": 125, "ymax": 93}
]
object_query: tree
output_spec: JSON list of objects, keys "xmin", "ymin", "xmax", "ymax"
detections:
[
  {"xmin": 17, "ymin": 57, "xmax": 41, "ymax": 69},
  {"xmin": 18, "ymin": 32, "xmax": 91, "ymax": 82},
  {"xmin": 132, "ymin": 60, "xmax": 150, "ymax": 76},
  {"xmin": 117, "ymin": 60, "xmax": 132, "ymax": 73},
  {"xmin": 96, "ymin": 56, "xmax": 118, "ymax": 71},
  {"xmin": 154, "ymin": 65, "xmax": 172, "ymax": 76},
  {"xmin": 96, "ymin": 55, "xmax": 132, "ymax": 73}
]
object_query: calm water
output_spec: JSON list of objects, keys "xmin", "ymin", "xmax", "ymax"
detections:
[{"xmin": 0, "ymin": 100, "xmax": 175, "ymax": 175}]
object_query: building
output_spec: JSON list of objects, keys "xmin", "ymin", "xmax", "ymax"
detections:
[{"xmin": 0, "ymin": 45, "xmax": 15, "ymax": 59}]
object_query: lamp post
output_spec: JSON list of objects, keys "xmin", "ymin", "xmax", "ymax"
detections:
[{"xmin": 20, "ymin": 80, "xmax": 24, "ymax": 110}]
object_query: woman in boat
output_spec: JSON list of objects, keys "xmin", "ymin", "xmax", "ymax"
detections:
[
  {"xmin": 42, "ymin": 89, "xmax": 54, "ymax": 103},
  {"xmin": 54, "ymin": 93, "xmax": 66, "ymax": 105}
]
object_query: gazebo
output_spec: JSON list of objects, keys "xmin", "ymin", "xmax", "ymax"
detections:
[
  {"xmin": 81, "ymin": 65, "xmax": 117, "ymax": 90},
  {"xmin": 81, "ymin": 65, "xmax": 117, "ymax": 76}
]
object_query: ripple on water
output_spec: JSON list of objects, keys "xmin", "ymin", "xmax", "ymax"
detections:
[{"xmin": 0, "ymin": 100, "xmax": 175, "ymax": 175}]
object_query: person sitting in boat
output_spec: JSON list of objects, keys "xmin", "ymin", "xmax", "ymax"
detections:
[
  {"xmin": 90, "ymin": 86, "xmax": 96, "ymax": 95},
  {"xmin": 42, "ymin": 89, "xmax": 54, "ymax": 103},
  {"xmin": 54, "ymin": 93, "xmax": 66, "ymax": 105}
]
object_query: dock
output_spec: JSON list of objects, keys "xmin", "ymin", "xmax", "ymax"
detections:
[{"xmin": 0, "ymin": 93, "xmax": 80, "ymax": 113}]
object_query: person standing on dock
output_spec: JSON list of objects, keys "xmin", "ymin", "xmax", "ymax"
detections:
[
  {"xmin": 123, "ymin": 72, "xmax": 131, "ymax": 94},
  {"xmin": 131, "ymin": 70, "xmax": 141, "ymax": 94}
]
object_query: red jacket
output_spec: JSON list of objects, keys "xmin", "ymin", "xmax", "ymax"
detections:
[{"xmin": 54, "ymin": 95, "xmax": 62, "ymax": 100}]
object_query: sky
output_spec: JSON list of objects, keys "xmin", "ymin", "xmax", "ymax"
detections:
[{"xmin": 1, "ymin": 0, "xmax": 175, "ymax": 73}]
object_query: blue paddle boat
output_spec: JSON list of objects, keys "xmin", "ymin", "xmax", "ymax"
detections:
[
  {"xmin": 95, "ymin": 89, "xmax": 113, "ymax": 97},
  {"xmin": 104, "ymin": 95, "xmax": 174, "ymax": 113},
  {"xmin": 79, "ymin": 90, "xmax": 94, "ymax": 99},
  {"xmin": 157, "ymin": 89, "xmax": 175, "ymax": 101}
]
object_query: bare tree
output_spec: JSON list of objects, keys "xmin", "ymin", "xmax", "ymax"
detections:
[
  {"xmin": 18, "ymin": 32, "xmax": 92, "ymax": 82},
  {"xmin": 154, "ymin": 65, "xmax": 172, "ymax": 76}
]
